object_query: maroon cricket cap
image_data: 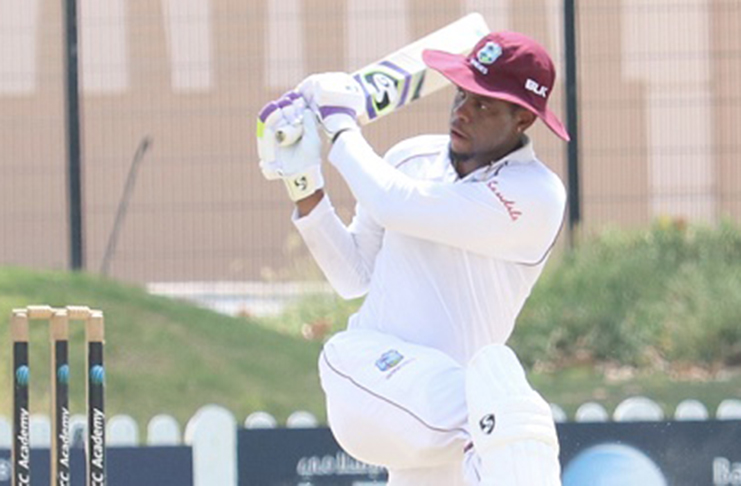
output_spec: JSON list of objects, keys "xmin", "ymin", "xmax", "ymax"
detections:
[{"xmin": 422, "ymin": 31, "xmax": 570, "ymax": 141}]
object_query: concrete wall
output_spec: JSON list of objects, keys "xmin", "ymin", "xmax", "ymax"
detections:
[{"xmin": 0, "ymin": 0, "xmax": 739, "ymax": 283}]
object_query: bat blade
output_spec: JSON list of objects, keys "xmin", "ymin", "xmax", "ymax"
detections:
[{"xmin": 276, "ymin": 13, "xmax": 490, "ymax": 146}]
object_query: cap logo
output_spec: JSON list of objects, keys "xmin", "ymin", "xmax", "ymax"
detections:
[
  {"xmin": 471, "ymin": 41, "xmax": 502, "ymax": 75},
  {"xmin": 477, "ymin": 42, "xmax": 502, "ymax": 65},
  {"xmin": 525, "ymin": 78, "xmax": 548, "ymax": 98}
]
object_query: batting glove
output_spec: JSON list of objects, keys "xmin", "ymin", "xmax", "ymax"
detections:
[
  {"xmin": 257, "ymin": 91, "xmax": 305, "ymax": 179},
  {"xmin": 256, "ymin": 94, "xmax": 324, "ymax": 202},
  {"xmin": 297, "ymin": 72, "xmax": 366, "ymax": 142}
]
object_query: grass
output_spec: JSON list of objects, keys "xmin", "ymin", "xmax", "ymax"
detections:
[
  {"xmin": 0, "ymin": 267, "xmax": 326, "ymax": 429},
  {"xmin": 531, "ymin": 364, "xmax": 741, "ymax": 420}
]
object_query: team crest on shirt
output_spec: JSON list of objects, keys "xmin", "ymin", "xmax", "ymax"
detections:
[{"xmin": 375, "ymin": 349, "xmax": 404, "ymax": 372}]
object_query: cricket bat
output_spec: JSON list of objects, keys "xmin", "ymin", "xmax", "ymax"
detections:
[{"xmin": 276, "ymin": 12, "xmax": 490, "ymax": 146}]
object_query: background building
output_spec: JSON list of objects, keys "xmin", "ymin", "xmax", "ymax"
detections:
[{"xmin": 0, "ymin": 0, "xmax": 739, "ymax": 285}]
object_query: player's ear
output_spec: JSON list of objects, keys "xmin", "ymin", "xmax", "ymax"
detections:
[{"xmin": 515, "ymin": 107, "xmax": 537, "ymax": 133}]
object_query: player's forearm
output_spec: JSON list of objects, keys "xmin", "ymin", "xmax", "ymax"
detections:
[
  {"xmin": 293, "ymin": 196, "xmax": 373, "ymax": 299},
  {"xmin": 328, "ymin": 130, "xmax": 416, "ymax": 221}
]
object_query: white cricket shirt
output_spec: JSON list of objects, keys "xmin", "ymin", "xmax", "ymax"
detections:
[{"xmin": 293, "ymin": 131, "xmax": 566, "ymax": 365}]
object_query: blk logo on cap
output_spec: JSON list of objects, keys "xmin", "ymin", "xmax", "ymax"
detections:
[{"xmin": 525, "ymin": 78, "xmax": 549, "ymax": 98}]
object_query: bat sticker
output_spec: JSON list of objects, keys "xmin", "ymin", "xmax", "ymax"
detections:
[{"xmin": 357, "ymin": 61, "xmax": 417, "ymax": 120}]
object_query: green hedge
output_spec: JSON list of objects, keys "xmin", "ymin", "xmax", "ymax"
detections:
[{"xmin": 512, "ymin": 219, "xmax": 741, "ymax": 367}]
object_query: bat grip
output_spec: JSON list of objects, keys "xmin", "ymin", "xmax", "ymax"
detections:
[{"xmin": 275, "ymin": 124, "xmax": 303, "ymax": 147}]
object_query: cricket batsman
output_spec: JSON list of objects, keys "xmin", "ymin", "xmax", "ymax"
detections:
[{"xmin": 256, "ymin": 30, "xmax": 569, "ymax": 485}]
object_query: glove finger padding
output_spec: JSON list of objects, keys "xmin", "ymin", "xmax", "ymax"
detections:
[
  {"xmin": 279, "ymin": 110, "xmax": 322, "ymax": 173},
  {"xmin": 297, "ymin": 72, "xmax": 366, "ymax": 139},
  {"xmin": 256, "ymin": 91, "xmax": 306, "ymax": 166},
  {"xmin": 277, "ymin": 111, "xmax": 324, "ymax": 201}
]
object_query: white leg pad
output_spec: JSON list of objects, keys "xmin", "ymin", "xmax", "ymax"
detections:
[
  {"xmin": 320, "ymin": 329, "xmax": 469, "ymax": 470},
  {"xmin": 465, "ymin": 345, "xmax": 561, "ymax": 485}
]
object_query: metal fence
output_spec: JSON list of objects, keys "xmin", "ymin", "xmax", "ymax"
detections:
[{"xmin": 1, "ymin": 0, "xmax": 739, "ymax": 290}]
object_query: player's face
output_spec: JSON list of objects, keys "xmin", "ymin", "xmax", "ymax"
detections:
[{"xmin": 448, "ymin": 88, "xmax": 535, "ymax": 167}]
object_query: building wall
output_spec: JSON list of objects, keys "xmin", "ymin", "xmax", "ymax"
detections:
[{"xmin": 0, "ymin": 0, "xmax": 738, "ymax": 283}]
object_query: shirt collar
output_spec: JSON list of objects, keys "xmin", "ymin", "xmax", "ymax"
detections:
[{"xmin": 451, "ymin": 136, "xmax": 536, "ymax": 182}]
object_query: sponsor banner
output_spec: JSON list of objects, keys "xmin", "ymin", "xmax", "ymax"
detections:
[
  {"xmin": 559, "ymin": 420, "xmax": 741, "ymax": 486},
  {"xmin": 238, "ymin": 421, "xmax": 741, "ymax": 486},
  {"xmin": 238, "ymin": 428, "xmax": 387, "ymax": 486},
  {"xmin": 0, "ymin": 446, "xmax": 192, "ymax": 486}
]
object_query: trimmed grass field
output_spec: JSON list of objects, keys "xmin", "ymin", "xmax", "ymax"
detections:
[
  {"xmin": 531, "ymin": 363, "xmax": 741, "ymax": 419},
  {"xmin": 0, "ymin": 267, "xmax": 324, "ymax": 428}
]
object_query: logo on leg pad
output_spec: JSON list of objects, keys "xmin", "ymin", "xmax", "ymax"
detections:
[
  {"xmin": 479, "ymin": 413, "xmax": 496, "ymax": 435},
  {"xmin": 375, "ymin": 349, "xmax": 403, "ymax": 372}
]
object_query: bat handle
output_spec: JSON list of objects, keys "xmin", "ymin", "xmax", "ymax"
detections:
[{"xmin": 275, "ymin": 124, "xmax": 303, "ymax": 147}]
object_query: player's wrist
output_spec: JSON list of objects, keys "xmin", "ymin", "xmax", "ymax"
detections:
[{"xmin": 294, "ymin": 188, "xmax": 325, "ymax": 217}]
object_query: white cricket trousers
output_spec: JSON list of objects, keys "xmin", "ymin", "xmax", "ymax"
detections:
[{"xmin": 318, "ymin": 328, "xmax": 471, "ymax": 486}]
